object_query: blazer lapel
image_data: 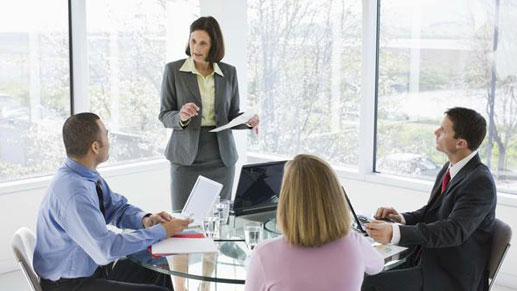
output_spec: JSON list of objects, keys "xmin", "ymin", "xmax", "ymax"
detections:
[
  {"xmin": 180, "ymin": 72, "xmax": 202, "ymax": 104},
  {"xmin": 423, "ymin": 154, "xmax": 481, "ymax": 217},
  {"xmin": 214, "ymin": 73, "xmax": 225, "ymax": 123},
  {"xmin": 425, "ymin": 165, "xmax": 449, "ymax": 214},
  {"xmin": 214, "ymin": 74, "xmax": 225, "ymax": 109}
]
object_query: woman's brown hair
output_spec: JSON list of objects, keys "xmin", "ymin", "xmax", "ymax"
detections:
[{"xmin": 185, "ymin": 16, "xmax": 225, "ymax": 62}]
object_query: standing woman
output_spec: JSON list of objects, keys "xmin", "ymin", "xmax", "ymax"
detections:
[{"xmin": 159, "ymin": 16, "xmax": 259, "ymax": 212}]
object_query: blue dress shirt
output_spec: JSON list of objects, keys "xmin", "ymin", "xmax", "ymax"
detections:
[{"xmin": 33, "ymin": 158, "xmax": 166, "ymax": 281}]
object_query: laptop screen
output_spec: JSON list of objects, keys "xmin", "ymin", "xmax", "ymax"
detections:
[{"xmin": 233, "ymin": 161, "xmax": 287, "ymax": 216}]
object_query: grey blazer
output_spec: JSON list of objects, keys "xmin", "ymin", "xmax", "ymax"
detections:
[{"xmin": 159, "ymin": 59, "xmax": 246, "ymax": 167}]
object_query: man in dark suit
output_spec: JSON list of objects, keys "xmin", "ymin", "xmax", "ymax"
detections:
[{"xmin": 362, "ymin": 107, "xmax": 496, "ymax": 291}]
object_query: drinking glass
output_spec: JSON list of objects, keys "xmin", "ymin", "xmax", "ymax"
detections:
[
  {"xmin": 244, "ymin": 221, "xmax": 263, "ymax": 250},
  {"xmin": 215, "ymin": 199, "xmax": 231, "ymax": 225},
  {"xmin": 202, "ymin": 216, "xmax": 219, "ymax": 238}
]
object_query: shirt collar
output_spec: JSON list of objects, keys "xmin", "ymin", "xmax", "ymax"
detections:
[
  {"xmin": 448, "ymin": 150, "xmax": 478, "ymax": 180},
  {"xmin": 64, "ymin": 157, "xmax": 100, "ymax": 182},
  {"xmin": 179, "ymin": 57, "xmax": 224, "ymax": 77}
]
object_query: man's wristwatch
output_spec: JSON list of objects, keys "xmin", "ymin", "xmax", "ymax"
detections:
[{"xmin": 142, "ymin": 213, "xmax": 152, "ymax": 227}]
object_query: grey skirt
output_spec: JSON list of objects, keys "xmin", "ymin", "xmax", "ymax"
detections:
[{"xmin": 169, "ymin": 127, "xmax": 235, "ymax": 212}]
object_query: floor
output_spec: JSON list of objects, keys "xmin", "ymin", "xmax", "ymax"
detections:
[{"xmin": 0, "ymin": 270, "xmax": 515, "ymax": 291}]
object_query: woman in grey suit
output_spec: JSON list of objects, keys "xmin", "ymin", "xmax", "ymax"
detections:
[{"xmin": 159, "ymin": 16, "xmax": 259, "ymax": 212}]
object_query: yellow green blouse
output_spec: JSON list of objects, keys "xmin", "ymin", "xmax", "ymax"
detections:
[{"xmin": 179, "ymin": 57, "xmax": 224, "ymax": 127}]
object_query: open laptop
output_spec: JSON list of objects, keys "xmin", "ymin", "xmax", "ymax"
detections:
[{"xmin": 232, "ymin": 161, "xmax": 287, "ymax": 216}]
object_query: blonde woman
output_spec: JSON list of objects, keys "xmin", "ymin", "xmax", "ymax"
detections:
[{"xmin": 245, "ymin": 154, "xmax": 383, "ymax": 291}]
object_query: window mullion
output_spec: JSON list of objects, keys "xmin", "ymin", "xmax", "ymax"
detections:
[
  {"xmin": 359, "ymin": 0, "xmax": 379, "ymax": 175},
  {"xmin": 69, "ymin": 0, "xmax": 89, "ymax": 114}
]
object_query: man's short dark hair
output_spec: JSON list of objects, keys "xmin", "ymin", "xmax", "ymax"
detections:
[
  {"xmin": 185, "ymin": 16, "xmax": 225, "ymax": 63},
  {"xmin": 445, "ymin": 107, "xmax": 487, "ymax": 151},
  {"xmin": 62, "ymin": 113, "xmax": 101, "ymax": 157}
]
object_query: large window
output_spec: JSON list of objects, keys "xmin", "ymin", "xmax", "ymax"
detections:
[
  {"xmin": 247, "ymin": 0, "xmax": 362, "ymax": 168},
  {"xmin": 0, "ymin": 0, "xmax": 70, "ymax": 182},
  {"xmin": 86, "ymin": 0, "xmax": 199, "ymax": 165},
  {"xmin": 376, "ymin": 0, "xmax": 517, "ymax": 194},
  {"xmin": 2, "ymin": 0, "xmax": 516, "ymax": 197}
]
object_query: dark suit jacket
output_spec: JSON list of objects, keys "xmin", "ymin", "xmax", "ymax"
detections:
[
  {"xmin": 159, "ymin": 59, "xmax": 247, "ymax": 167},
  {"xmin": 399, "ymin": 154, "xmax": 496, "ymax": 291}
]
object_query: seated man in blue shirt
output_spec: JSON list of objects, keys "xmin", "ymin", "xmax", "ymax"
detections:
[{"xmin": 34, "ymin": 112, "xmax": 192, "ymax": 291}]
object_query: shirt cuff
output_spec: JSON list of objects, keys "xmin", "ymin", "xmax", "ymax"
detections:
[
  {"xmin": 391, "ymin": 224, "xmax": 401, "ymax": 244},
  {"xmin": 141, "ymin": 213, "xmax": 152, "ymax": 227},
  {"xmin": 179, "ymin": 118, "xmax": 191, "ymax": 128},
  {"xmin": 400, "ymin": 214, "xmax": 406, "ymax": 225},
  {"xmin": 135, "ymin": 211, "xmax": 148, "ymax": 229}
]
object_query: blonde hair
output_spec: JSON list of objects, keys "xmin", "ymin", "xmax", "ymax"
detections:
[{"xmin": 276, "ymin": 154, "xmax": 352, "ymax": 247}]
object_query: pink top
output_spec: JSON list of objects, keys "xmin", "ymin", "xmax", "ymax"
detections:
[{"xmin": 244, "ymin": 232, "xmax": 384, "ymax": 291}]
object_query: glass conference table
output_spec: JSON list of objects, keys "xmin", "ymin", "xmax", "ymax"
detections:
[{"xmin": 127, "ymin": 216, "xmax": 409, "ymax": 286}]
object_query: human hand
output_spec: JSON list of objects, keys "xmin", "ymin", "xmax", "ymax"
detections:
[
  {"xmin": 161, "ymin": 218, "xmax": 194, "ymax": 237},
  {"xmin": 142, "ymin": 211, "xmax": 173, "ymax": 228},
  {"xmin": 246, "ymin": 114, "xmax": 260, "ymax": 134},
  {"xmin": 366, "ymin": 220, "xmax": 393, "ymax": 244},
  {"xmin": 179, "ymin": 102, "xmax": 200, "ymax": 122},
  {"xmin": 374, "ymin": 207, "xmax": 402, "ymax": 223}
]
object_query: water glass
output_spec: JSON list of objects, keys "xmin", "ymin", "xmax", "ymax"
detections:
[
  {"xmin": 202, "ymin": 216, "xmax": 219, "ymax": 238},
  {"xmin": 215, "ymin": 199, "xmax": 231, "ymax": 224},
  {"xmin": 244, "ymin": 222, "xmax": 263, "ymax": 250}
]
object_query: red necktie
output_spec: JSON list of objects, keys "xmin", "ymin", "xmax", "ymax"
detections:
[{"xmin": 441, "ymin": 169, "xmax": 451, "ymax": 194}]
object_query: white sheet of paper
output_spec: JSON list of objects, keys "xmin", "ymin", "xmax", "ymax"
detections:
[
  {"xmin": 209, "ymin": 112, "xmax": 255, "ymax": 133},
  {"xmin": 152, "ymin": 237, "xmax": 217, "ymax": 255},
  {"xmin": 181, "ymin": 176, "xmax": 223, "ymax": 226}
]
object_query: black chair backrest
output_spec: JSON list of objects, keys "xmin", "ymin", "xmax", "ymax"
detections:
[{"xmin": 488, "ymin": 218, "xmax": 512, "ymax": 290}]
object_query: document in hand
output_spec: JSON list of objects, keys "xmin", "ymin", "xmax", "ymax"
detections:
[
  {"xmin": 209, "ymin": 112, "xmax": 255, "ymax": 132},
  {"xmin": 152, "ymin": 237, "xmax": 217, "ymax": 255}
]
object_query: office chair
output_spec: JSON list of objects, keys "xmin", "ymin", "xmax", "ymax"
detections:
[
  {"xmin": 11, "ymin": 227, "xmax": 42, "ymax": 291},
  {"xmin": 488, "ymin": 218, "xmax": 512, "ymax": 291}
]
